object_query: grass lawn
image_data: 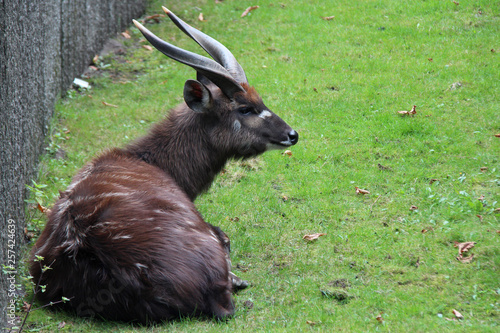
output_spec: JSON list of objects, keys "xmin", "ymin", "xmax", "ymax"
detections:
[{"xmin": 21, "ymin": 0, "xmax": 498, "ymax": 331}]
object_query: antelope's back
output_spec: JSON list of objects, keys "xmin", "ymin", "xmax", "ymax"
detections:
[{"xmin": 30, "ymin": 149, "xmax": 231, "ymax": 322}]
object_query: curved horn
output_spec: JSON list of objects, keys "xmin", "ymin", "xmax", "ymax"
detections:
[
  {"xmin": 162, "ymin": 7, "xmax": 248, "ymax": 84},
  {"xmin": 133, "ymin": 20, "xmax": 245, "ymax": 97}
]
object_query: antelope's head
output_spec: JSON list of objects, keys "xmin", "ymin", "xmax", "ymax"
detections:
[{"xmin": 133, "ymin": 7, "xmax": 298, "ymax": 158}]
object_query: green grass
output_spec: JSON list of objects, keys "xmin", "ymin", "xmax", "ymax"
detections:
[{"xmin": 22, "ymin": 0, "xmax": 499, "ymax": 331}]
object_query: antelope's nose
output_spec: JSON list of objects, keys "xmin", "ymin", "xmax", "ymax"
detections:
[{"xmin": 288, "ymin": 130, "xmax": 299, "ymax": 145}]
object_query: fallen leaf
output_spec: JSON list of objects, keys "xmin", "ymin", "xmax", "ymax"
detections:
[
  {"xmin": 375, "ymin": 314, "xmax": 384, "ymax": 323},
  {"xmin": 121, "ymin": 31, "xmax": 131, "ymax": 39},
  {"xmin": 284, "ymin": 150, "xmax": 293, "ymax": 156},
  {"xmin": 476, "ymin": 214, "xmax": 483, "ymax": 221},
  {"xmin": 422, "ymin": 227, "xmax": 434, "ymax": 234},
  {"xmin": 398, "ymin": 105, "xmax": 416, "ymax": 116},
  {"xmin": 24, "ymin": 225, "xmax": 34, "ymax": 238},
  {"xmin": 494, "ymin": 208, "xmax": 500, "ymax": 213},
  {"xmin": 409, "ymin": 105, "xmax": 416, "ymax": 115},
  {"xmin": 92, "ymin": 54, "xmax": 99, "ymax": 65},
  {"xmin": 428, "ymin": 58, "xmax": 433, "ymax": 62},
  {"xmin": 142, "ymin": 45, "xmax": 153, "ymax": 51},
  {"xmin": 410, "ymin": 205, "xmax": 418, "ymax": 211},
  {"xmin": 452, "ymin": 309, "xmax": 463, "ymax": 319},
  {"xmin": 241, "ymin": 5, "xmax": 259, "ymax": 18},
  {"xmin": 429, "ymin": 178, "xmax": 439, "ymax": 184},
  {"xmin": 303, "ymin": 233, "xmax": 326, "ymax": 241},
  {"xmin": 355, "ymin": 187, "xmax": 370, "ymax": 195},
  {"xmin": 144, "ymin": 14, "xmax": 165, "ymax": 23},
  {"xmin": 313, "ymin": 87, "xmax": 318, "ymax": 92},
  {"xmin": 415, "ymin": 257, "xmax": 421, "ymax": 268},
  {"xmin": 22, "ymin": 301, "xmax": 31, "ymax": 312},
  {"xmin": 306, "ymin": 320, "xmax": 318, "ymax": 326},
  {"xmin": 198, "ymin": 13, "xmax": 206, "ymax": 21},
  {"xmin": 480, "ymin": 167, "xmax": 488, "ymax": 172},
  {"xmin": 454, "ymin": 241, "xmax": 476, "ymax": 254},
  {"xmin": 37, "ymin": 203, "xmax": 47, "ymax": 213},
  {"xmin": 102, "ymin": 101, "xmax": 118, "ymax": 108},
  {"xmin": 378, "ymin": 163, "xmax": 391, "ymax": 170},
  {"xmin": 456, "ymin": 253, "xmax": 474, "ymax": 263},
  {"xmin": 478, "ymin": 195, "xmax": 485, "ymax": 201},
  {"xmin": 322, "ymin": 16, "xmax": 335, "ymax": 20},
  {"xmin": 495, "ymin": 133, "xmax": 500, "ymax": 137},
  {"xmin": 58, "ymin": 321, "xmax": 66, "ymax": 329},
  {"xmin": 453, "ymin": 1, "xmax": 459, "ymax": 5},
  {"xmin": 243, "ymin": 300, "xmax": 254, "ymax": 309}
]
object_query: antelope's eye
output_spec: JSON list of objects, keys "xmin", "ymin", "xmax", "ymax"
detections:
[{"xmin": 238, "ymin": 107, "xmax": 253, "ymax": 115}]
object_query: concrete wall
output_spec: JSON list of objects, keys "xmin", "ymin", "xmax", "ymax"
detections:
[{"xmin": 0, "ymin": 0, "xmax": 145, "ymax": 328}]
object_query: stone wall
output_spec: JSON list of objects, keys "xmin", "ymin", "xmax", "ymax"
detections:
[{"xmin": 0, "ymin": 0, "xmax": 145, "ymax": 328}]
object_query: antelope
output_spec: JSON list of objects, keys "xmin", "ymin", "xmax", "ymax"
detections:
[{"xmin": 29, "ymin": 7, "xmax": 298, "ymax": 324}]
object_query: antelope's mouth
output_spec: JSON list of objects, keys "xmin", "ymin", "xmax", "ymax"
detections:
[{"xmin": 267, "ymin": 140, "xmax": 294, "ymax": 151}]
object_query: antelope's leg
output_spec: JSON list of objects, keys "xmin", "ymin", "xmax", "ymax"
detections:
[{"xmin": 209, "ymin": 224, "xmax": 249, "ymax": 290}]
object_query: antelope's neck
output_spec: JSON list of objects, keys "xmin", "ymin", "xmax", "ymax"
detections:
[{"xmin": 124, "ymin": 109, "xmax": 227, "ymax": 201}]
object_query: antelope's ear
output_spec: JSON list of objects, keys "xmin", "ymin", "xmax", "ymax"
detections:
[{"xmin": 184, "ymin": 80, "xmax": 213, "ymax": 113}]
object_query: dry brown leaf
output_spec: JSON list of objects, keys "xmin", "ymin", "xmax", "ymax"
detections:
[
  {"xmin": 144, "ymin": 14, "xmax": 165, "ymax": 23},
  {"xmin": 102, "ymin": 101, "xmax": 118, "ymax": 108},
  {"xmin": 142, "ymin": 45, "xmax": 153, "ymax": 51},
  {"xmin": 454, "ymin": 241, "xmax": 476, "ymax": 254},
  {"xmin": 494, "ymin": 208, "xmax": 500, "ymax": 213},
  {"xmin": 243, "ymin": 300, "xmax": 253, "ymax": 309},
  {"xmin": 452, "ymin": 309, "xmax": 463, "ymax": 319},
  {"xmin": 198, "ymin": 13, "xmax": 206, "ymax": 21},
  {"xmin": 409, "ymin": 105, "xmax": 416, "ymax": 115},
  {"xmin": 476, "ymin": 214, "xmax": 483, "ymax": 221},
  {"xmin": 429, "ymin": 178, "xmax": 439, "ymax": 184},
  {"xmin": 37, "ymin": 203, "xmax": 47, "ymax": 213},
  {"xmin": 241, "ymin": 5, "xmax": 259, "ymax": 17},
  {"xmin": 456, "ymin": 253, "xmax": 474, "ymax": 263},
  {"xmin": 355, "ymin": 187, "xmax": 370, "ymax": 195},
  {"xmin": 495, "ymin": 133, "xmax": 500, "ymax": 138},
  {"xmin": 58, "ymin": 321, "xmax": 66, "ymax": 329},
  {"xmin": 22, "ymin": 301, "xmax": 31, "ymax": 312},
  {"xmin": 322, "ymin": 16, "xmax": 335, "ymax": 20},
  {"xmin": 284, "ymin": 150, "xmax": 293, "ymax": 156},
  {"xmin": 421, "ymin": 229, "xmax": 428, "ymax": 233},
  {"xmin": 92, "ymin": 54, "xmax": 99, "ymax": 65},
  {"xmin": 306, "ymin": 320, "xmax": 318, "ymax": 326},
  {"xmin": 282, "ymin": 195, "xmax": 289, "ymax": 201},
  {"xmin": 303, "ymin": 233, "xmax": 326, "ymax": 241},
  {"xmin": 453, "ymin": 1, "xmax": 460, "ymax": 5},
  {"xmin": 480, "ymin": 167, "xmax": 488, "ymax": 172},
  {"xmin": 478, "ymin": 195, "xmax": 485, "ymax": 201},
  {"xmin": 121, "ymin": 31, "xmax": 131, "ymax": 39},
  {"xmin": 375, "ymin": 314, "xmax": 384, "ymax": 323},
  {"xmin": 410, "ymin": 205, "xmax": 418, "ymax": 211},
  {"xmin": 398, "ymin": 105, "xmax": 416, "ymax": 117}
]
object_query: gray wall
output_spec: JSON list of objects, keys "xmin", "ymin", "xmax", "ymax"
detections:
[{"xmin": 0, "ymin": 0, "xmax": 145, "ymax": 329}]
